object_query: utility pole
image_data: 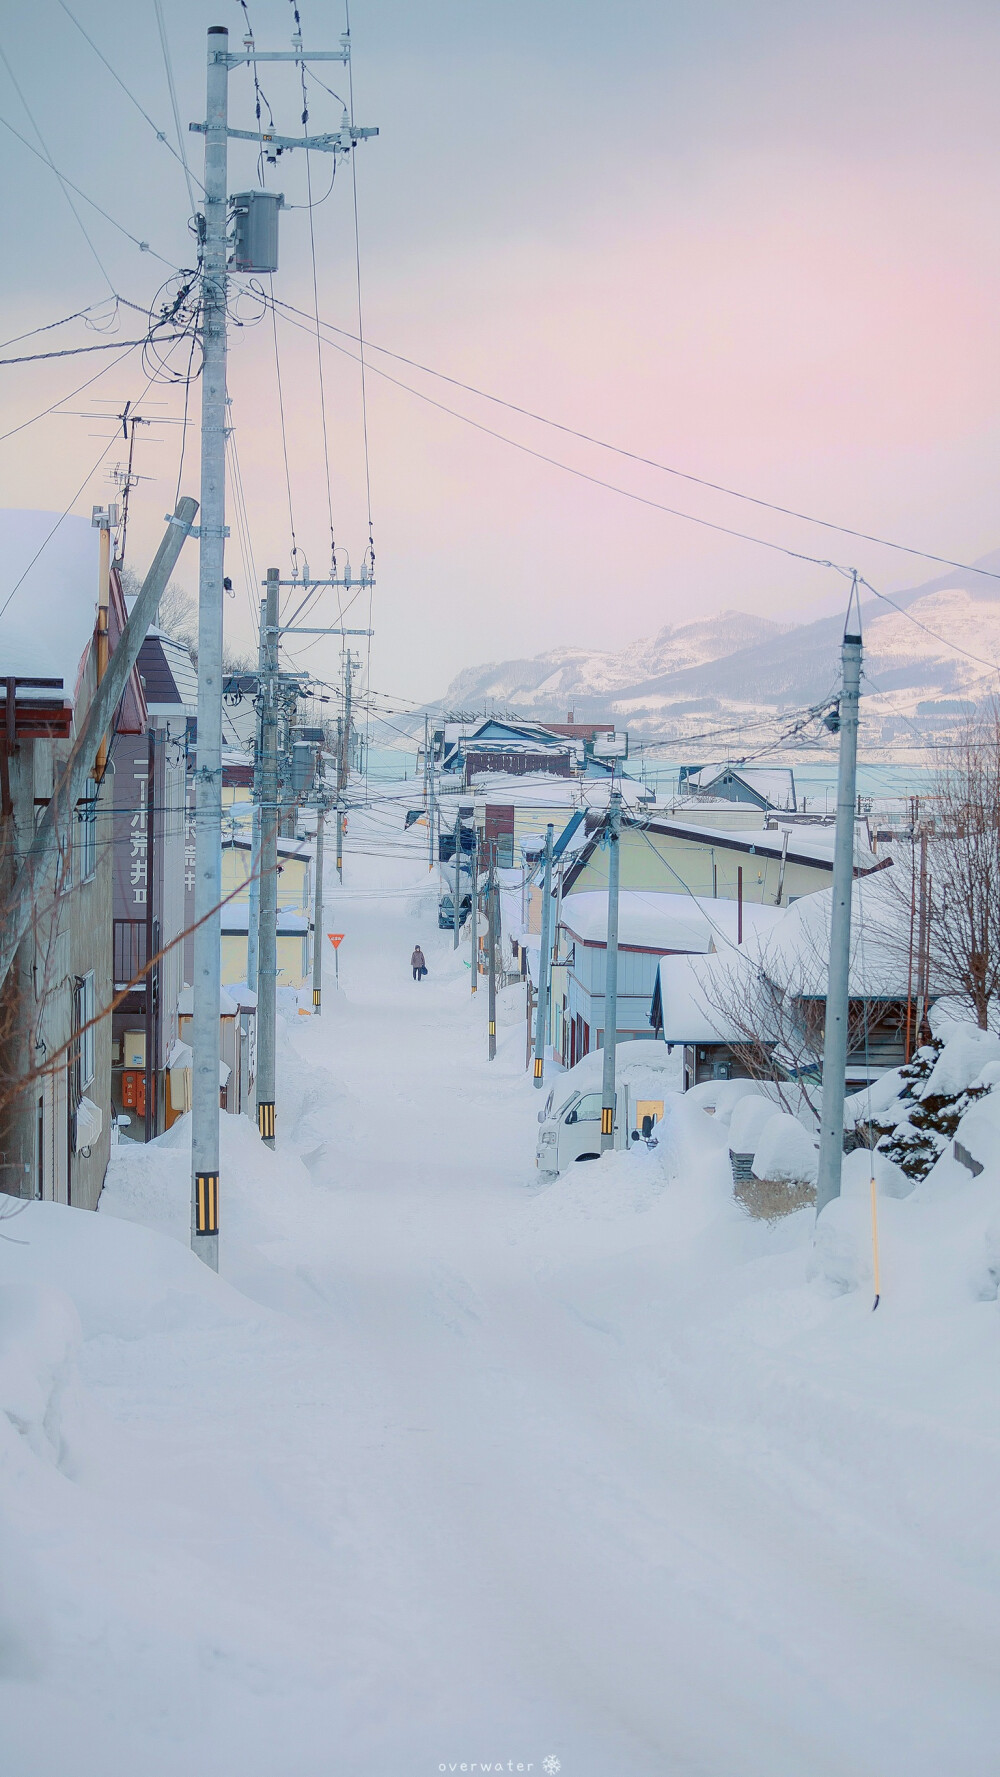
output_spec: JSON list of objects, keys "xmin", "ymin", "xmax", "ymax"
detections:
[
  {"xmin": 312, "ymin": 783, "xmax": 326, "ymax": 1014},
  {"xmin": 246, "ymin": 594, "xmax": 266, "ymax": 992},
  {"xmin": 815, "ymin": 589, "xmax": 863, "ymax": 1217},
  {"xmin": 488, "ymin": 846, "xmax": 498, "ymax": 1060},
  {"xmin": 470, "ymin": 825, "xmax": 479, "ymax": 993},
  {"xmin": 255, "ymin": 567, "xmax": 280, "ymax": 1149},
  {"xmin": 184, "ymin": 23, "xmax": 375, "ymax": 1215},
  {"xmin": 189, "ymin": 23, "xmax": 230, "ymax": 1269},
  {"xmin": 600, "ymin": 791, "xmax": 622, "ymax": 1151},
  {"xmin": 428, "ymin": 741, "xmax": 436, "ymax": 872},
  {"xmin": 532, "ymin": 823, "xmax": 554, "ymax": 1087},
  {"xmin": 453, "ymin": 807, "xmax": 462, "ymax": 952}
]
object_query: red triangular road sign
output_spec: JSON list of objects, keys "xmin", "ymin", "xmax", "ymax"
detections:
[{"xmin": 328, "ymin": 933, "xmax": 345, "ymax": 948}]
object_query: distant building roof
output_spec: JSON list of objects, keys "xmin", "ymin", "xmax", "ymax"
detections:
[
  {"xmin": 561, "ymin": 890, "xmax": 785, "ymax": 953},
  {"xmin": 685, "ymin": 764, "xmax": 797, "ymax": 811},
  {"xmin": 136, "ymin": 629, "xmax": 198, "ymax": 715}
]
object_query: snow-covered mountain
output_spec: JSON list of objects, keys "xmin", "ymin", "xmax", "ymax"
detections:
[
  {"xmin": 441, "ymin": 557, "xmax": 1000, "ymax": 751},
  {"xmin": 444, "ymin": 610, "xmax": 789, "ymax": 713}
]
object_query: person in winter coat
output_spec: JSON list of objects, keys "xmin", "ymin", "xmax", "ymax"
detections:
[{"xmin": 411, "ymin": 945, "xmax": 427, "ymax": 982}]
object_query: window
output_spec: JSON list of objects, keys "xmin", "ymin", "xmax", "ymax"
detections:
[
  {"xmin": 570, "ymin": 1092, "xmax": 603, "ymax": 1124},
  {"xmin": 78, "ymin": 786, "xmax": 99, "ymax": 882},
  {"xmin": 76, "ymin": 972, "xmax": 96, "ymax": 1092}
]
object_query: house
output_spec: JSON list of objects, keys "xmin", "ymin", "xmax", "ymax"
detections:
[
  {"xmin": 563, "ymin": 813, "xmax": 879, "ymax": 908},
  {"xmin": 219, "ymin": 903, "xmax": 310, "ymax": 991},
  {"xmin": 0, "ymin": 508, "xmax": 139, "ymax": 1206},
  {"xmin": 554, "ymin": 890, "xmax": 786, "ymax": 1067},
  {"xmin": 649, "ymin": 952, "xmax": 754, "ymax": 1089},
  {"xmin": 219, "ymin": 833, "xmax": 313, "ymax": 988},
  {"xmin": 177, "ymin": 982, "xmax": 257, "ymax": 1116},
  {"xmin": 679, "ymin": 764, "xmax": 797, "ymax": 812},
  {"xmin": 650, "ymin": 871, "xmax": 925, "ymax": 1090},
  {"xmin": 110, "ymin": 625, "xmax": 197, "ymax": 1141}
]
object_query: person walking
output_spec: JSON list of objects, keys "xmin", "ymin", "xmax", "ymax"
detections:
[{"xmin": 411, "ymin": 944, "xmax": 427, "ymax": 982}]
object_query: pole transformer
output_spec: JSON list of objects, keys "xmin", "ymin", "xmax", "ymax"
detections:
[
  {"xmin": 815, "ymin": 598, "xmax": 863, "ymax": 1216},
  {"xmin": 600, "ymin": 790, "xmax": 622, "ymax": 1152},
  {"xmin": 255, "ymin": 568, "xmax": 280, "ymax": 1149},
  {"xmin": 190, "ymin": 24, "xmax": 230, "ymax": 1268},
  {"xmin": 532, "ymin": 824, "xmax": 554, "ymax": 1088}
]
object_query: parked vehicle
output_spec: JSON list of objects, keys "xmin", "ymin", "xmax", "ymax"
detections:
[
  {"xmin": 438, "ymin": 889, "xmax": 473, "ymax": 929},
  {"xmin": 534, "ymin": 1044, "xmax": 678, "ymax": 1176}
]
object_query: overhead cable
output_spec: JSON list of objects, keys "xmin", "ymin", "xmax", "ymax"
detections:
[{"xmin": 269, "ymin": 295, "xmax": 1000, "ymax": 586}]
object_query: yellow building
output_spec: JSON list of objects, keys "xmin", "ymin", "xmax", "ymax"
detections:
[
  {"xmin": 221, "ymin": 835, "xmax": 312, "ymax": 911},
  {"xmin": 562, "ymin": 815, "xmax": 877, "ymax": 908},
  {"xmin": 220, "ymin": 836, "xmax": 313, "ymax": 988}
]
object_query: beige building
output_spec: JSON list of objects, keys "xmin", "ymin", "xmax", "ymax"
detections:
[
  {"xmin": 0, "ymin": 512, "xmax": 136, "ymax": 1208},
  {"xmin": 561, "ymin": 815, "xmax": 877, "ymax": 908}
]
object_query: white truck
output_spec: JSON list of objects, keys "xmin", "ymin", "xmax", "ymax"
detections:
[{"xmin": 534, "ymin": 1044, "xmax": 680, "ymax": 1178}]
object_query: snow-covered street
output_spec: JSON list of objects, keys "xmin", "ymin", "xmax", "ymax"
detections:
[{"xmin": 3, "ymin": 790, "xmax": 1000, "ymax": 1777}]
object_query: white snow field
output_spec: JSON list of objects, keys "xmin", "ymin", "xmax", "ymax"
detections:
[{"xmin": 3, "ymin": 787, "xmax": 1000, "ymax": 1777}]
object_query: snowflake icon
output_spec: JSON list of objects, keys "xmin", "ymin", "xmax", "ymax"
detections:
[{"xmin": 542, "ymin": 1760, "xmax": 561, "ymax": 1776}]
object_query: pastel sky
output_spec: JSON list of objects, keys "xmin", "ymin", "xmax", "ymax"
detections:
[{"xmin": 2, "ymin": 0, "xmax": 999, "ymax": 700}]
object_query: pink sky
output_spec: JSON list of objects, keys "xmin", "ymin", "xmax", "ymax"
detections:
[{"xmin": 2, "ymin": 0, "xmax": 999, "ymax": 699}]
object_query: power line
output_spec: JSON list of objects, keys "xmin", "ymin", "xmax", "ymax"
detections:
[
  {"xmin": 294, "ymin": 19, "xmax": 340, "ymax": 588},
  {"xmin": 0, "ymin": 334, "xmax": 184, "ymax": 366},
  {"xmin": 268, "ymin": 298, "xmax": 851, "ymax": 577},
  {"xmin": 0, "ymin": 300, "xmax": 117, "ymax": 353},
  {"xmin": 858, "ymin": 576, "xmax": 1000, "ymax": 676},
  {"xmin": 0, "ymin": 338, "xmax": 143, "ymax": 444},
  {"xmin": 268, "ymin": 296, "xmax": 1000, "ymax": 587},
  {"xmin": 0, "ymin": 376, "xmax": 155, "ymax": 622},
  {"xmin": 52, "ymin": 0, "xmax": 204, "ymax": 203},
  {"xmin": 0, "ymin": 41, "xmax": 116, "ymax": 295},
  {"xmin": 0, "ymin": 108, "xmax": 181, "ymax": 270},
  {"xmin": 150, "ymin": 0, "xmax": 201, "ymax": 215}
]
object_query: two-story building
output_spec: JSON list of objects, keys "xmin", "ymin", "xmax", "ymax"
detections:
[{"xmin": 0, "ymin": 509, "xmax": 141, "ymax": 1205}]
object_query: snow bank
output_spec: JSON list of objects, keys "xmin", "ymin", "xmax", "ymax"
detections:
[
  {"xmin": 728, "ymin": 1092, "xmax": 779, "ymax": 1156},
  {"xmin": 752, "ymin": 1112, "xmax": 818, "ymax": 1185}
]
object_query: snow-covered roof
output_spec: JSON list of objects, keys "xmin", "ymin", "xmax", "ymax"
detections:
[
  {"xmin": 654, "ymin": 952, "xmax": 745, "ymax": 1045},
  {"xmin": 759, "ymin": 871, "xmax": 911, "ymax": 998},
  {"xmin": 0, "ymin": 510, "xmax": 98, "ymax": 698},
  {"xmin": 559, "ymin": 889, "xmax": 784, "ymax": 954},
  {"xmin": 178, "ymin": 985, "xmax": 241, "ymax": 1016},
  {"xmin": 223, "ymin": 835, "xmax": 312, "ymax": 859},
  {"xmin": 688, "ymin": 765, "xmax": 796, "ymax": 810},
  {"xmin": 220, "ymin": 905, "xmax": 309, "ymax": 933},
  {"xmin": 639, "ymin": 816, "xmax": 878, "ymax": 871}
]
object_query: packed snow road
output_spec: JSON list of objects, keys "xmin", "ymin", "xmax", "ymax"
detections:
[{"xmin": 3, "ymin": 787, "xmax": 1000, "ymax": 1776}]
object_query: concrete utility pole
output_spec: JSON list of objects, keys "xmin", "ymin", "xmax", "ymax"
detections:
[
  {"xmin": 453, "ymin": 807, "xmax": 462, "ymax": 951},
  {"xmin": 246, "ymin": 595, "xmax": 266, "ymax": 993},
  {"xmin": 312, "ymin": 786, "xmax": 326, "ymax": 1014},
  {"xmin": 533, "ymin": 824, "xmax": 554, "ymax": 1087},
  {"xmin": 470, "ymin": 826, "xmax": 479, "ymax": 993},
  {"xmin": 184, "ymin": 24, "xmax": 375, "ymax": 1232},
  {"xmin": 428, "ymin": 742, "xmax": 436, "ymax": 872},
  {"xmin": 255, "ymin": 567, "xmax": 280, "ymax": 1149},
  {"xmin": 815, "ymin": 591, "xmax": 863, "ymax": 1216},
  {"xmin": 189, "ymin": 24, "xmax": 230, "ymax": 1268},
  {"xmin": 488, "ymin": 848, "xmax": 498, "ymax": 1061},
  {"xmin": 600, "ymin": 790, "xmax": 622, "ymax": 1151}
]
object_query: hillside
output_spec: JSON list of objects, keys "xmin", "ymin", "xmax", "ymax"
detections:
[{"xmin": 441, "ymin": 555, "xmax": 1000, "ymax": 750}]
